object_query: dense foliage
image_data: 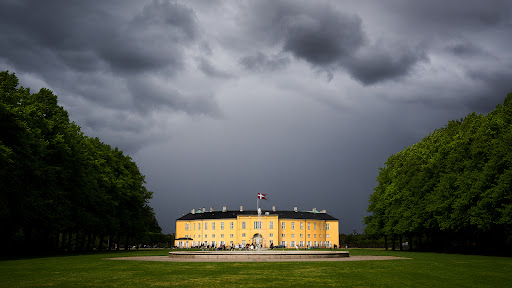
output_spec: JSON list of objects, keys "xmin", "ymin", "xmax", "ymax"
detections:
[
  {"xmin": 0, "ymin": 71, "xmax": 161, "ymax": 255},
  {"xmin": 365, "ymin": 93, "xmax": 512, "ymax": 253}
]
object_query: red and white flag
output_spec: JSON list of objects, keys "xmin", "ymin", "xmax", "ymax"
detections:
[{"xmin": 257, "ymin": 193, "xmax": 267, "ymax": 200}]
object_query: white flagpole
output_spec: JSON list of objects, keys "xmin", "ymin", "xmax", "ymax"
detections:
[{"xmin": 257, "ymin": 195, "xmax": 261, "ymax": 249}]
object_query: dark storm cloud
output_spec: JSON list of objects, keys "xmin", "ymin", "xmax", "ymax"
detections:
[
  {"xmin": 240, "ymin": 52, "xmax": 290, "ymax": 72},
  {"xmin": 243, "ymin": 0, "xmax": 427, "ymax": 84},
  {"xmin": 245, "ymin": 0, "xmax": 364, "ymax": 64},
  {"xmin": 98, "ymin": 0, "xmax": 198, "ymax": 74},
  {"xmin": 0, "ymin": 0, "xmax": 218, "ymax": 116},
  {"xmin": 281, "ymin": 11, "xmax": 364, "ymax": 66},
  {"xmin": 344, "ymin": 44, "xmax": 429, "ymax": 85}
]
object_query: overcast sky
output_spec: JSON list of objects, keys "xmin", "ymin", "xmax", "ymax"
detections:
[{"xmin": 1, "ymin": 0, "xmax": 511, "ymax": 234}]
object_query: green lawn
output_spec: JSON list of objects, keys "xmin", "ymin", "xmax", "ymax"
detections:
[{"xmin": 1, "ymin": 249, "xmax": 511, "ymax": 287}]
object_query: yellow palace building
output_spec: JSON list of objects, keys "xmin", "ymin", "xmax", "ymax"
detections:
[{"xmin": 175, "ymin": 206, "xmax": 339, "ymax": 249}]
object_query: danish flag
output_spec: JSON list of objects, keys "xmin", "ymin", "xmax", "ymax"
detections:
[{"xmin": 257, "ymin": 193, "xmax": 267, "ymax": 200}]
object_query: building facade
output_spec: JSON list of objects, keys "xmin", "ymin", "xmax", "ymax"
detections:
[{"xmin": 175, "ymin": 206, "xmax": 339, "ymax": 249}]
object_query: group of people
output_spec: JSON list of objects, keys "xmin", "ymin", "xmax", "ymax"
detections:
[
  {"xmin": 231, "ymin": 243, "xmax": 260, "ymax": 251},
  {"xmin": 199, "ymin": 243, "xmax": 263, "ymax": 251},
  {"xmin": 198, "ymin": 242, "xmax": 340, "ymax": 251}
]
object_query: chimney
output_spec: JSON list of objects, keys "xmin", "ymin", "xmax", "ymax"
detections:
[
  {"xmin": 321, "ymin": 209, "xmax": 326, "ymax": 213},
  {"xmin": 222, "ymin": 206, "xmax": 227, "ymax": 212},
  {"xmin": 202, "ymin": 207, "xmax": 206, "ymax": 212},
  {"xmin": 210, "ymin": 207, "xmax": 214, "ymax": 212},
  {"xmin": 240, "ymin": 205, "xmax": 243, "ymax": 212},
  {"xmin": 272, "ymin": 206, "xmax": 276, "ymax": 212},
  {"xmin": 191, "ymin": 209, "xmax": 195, "ymax": 214},
  {"xmin": 294, "ymin": 206, "xmax": 298, "ymax": 212}
]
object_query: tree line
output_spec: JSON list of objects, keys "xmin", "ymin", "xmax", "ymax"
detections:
[
  {"xmin": 365, "ymin": 93, "xmax": 512, "ymax": 253},
  {"xmin": 0, "ymin": 71, "xmax": 163, "ymax": 255}
]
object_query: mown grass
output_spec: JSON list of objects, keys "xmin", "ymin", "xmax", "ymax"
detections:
[{"xmin": 1, "ymin": 249, "xmax": 511, "ymax": 287}]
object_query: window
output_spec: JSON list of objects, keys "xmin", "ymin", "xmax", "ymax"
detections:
[
  {"xmin": 221, "ymin": 222, "xmax": 224, "ymax": 230},
  {"xmin": 308, "ymin": 234, "xmax": 310, "ymax": 238},
  {"xmin": 326, "ymin": 234, "xmax": 330, "ymax": 238},
  {"xmin": 230, "ymin": 241, "xmax": 233, "ymax": 245},
  {"xmin": 269, "ymin": 240, "xmax": 273, "ymax": 245},
  {"xmin": 230, "ymin": 222, "xmax": 234, "ymax": 229},
  {"xmin": 269, "ymin": 221, "xmax": 273, "ymax": 229},
  {"xmin": 185, "ymin": 223, "xmax": 189, "ymax": 231},
  {"xmin": 269, "ymin": 233, "xmax": 273, "ymax": 237},
  {"xmin": 307, "ymin": 241, "xmax": 311, "ymax": 247},
  {"xmin": 314, "ymin": 223, "xmax": 316, "ymax": 230},
  {"xmin": 254, "ymin": 221, "xmax": 262, "ymax": 229},
  {"xmin": 194, "ymin": 223, "xmax": 196, "ymax": 230},
  {"xmin": 242, "ymin": 222, "xmax": 246, "ymax": 229},
  {"xmin": 185, "ymin": 235, "xmax": 188, "ymax": 238},
  {"xmin": 326, "ymin": 223, "xmax": 330, "ymax": 230},
  {"xmin": 281, "ymin": 234, "xmax": 285, "ymax": 238},
  {"xmin": 281, "ymin": 241, "xmax": 286, "ymax": 246},
  {"xmin": 212, "ymin": 234, "xmax": 215, "ymax": 238},
  {"xmin": 308, "ymin": 222, "xmax": 310, "ymax": 230},
  {"xmin": 242, "ymin": 233, "xmax": 246, "ymax": 237},
  {"xmin": 230, "ymin": 234, "xmax": 234, "ymax": 238},
  {"xmin": 198, "ymin": 223, "xmax": 201, "ymax": 230},
  {"xmin": 314, "ymin": 234, "xmax": 317, "ymax": 238},
  {"xmin": 221, "ymin": 234, "xmax": 224, "ymax": 238},
  {"xmin": 212, "ymin": 223, "xmax": 215, "ymax": 230},
  {"xmin": 205, "ymin": 234, "xmax": 207, "ymax": 238},
  {"xmin": 205, "ymin": 223, "xmax": 208, "ymax": 230},
  {"xmin": 242, "ymin": 240, "xmax": 246, "ymax": 246},
  {"xmin": 198, "ymin": 235, "xmax": 201, "ymax": 238},
  {"xmin": 291, "ymin": 222, "xmax": 295, "ymax": 230},
  {"xmin": 282, "ymin": 222, "xmax": 285, "ymax": 230},
  {"xmin": 291, "ymin": 241, "xmax": 296, "ymax": 247},
  {"xmin": 299, "ymin": 241, "xmax": 304, "ymax": 247},
  {"xmin": 300, "ymin": 222, "xmax": 303, "ymax": 230},
  {"xmin": 291, "ymin": 234, "xmax": 295, "ymax": 238},
  {"xmin": 300, "ymin": 234, "xmax": 303, "ymax": 238}
]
